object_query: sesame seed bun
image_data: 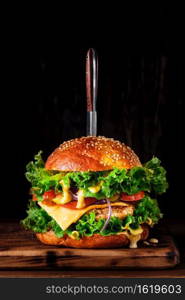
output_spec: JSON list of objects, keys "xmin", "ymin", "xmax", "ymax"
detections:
[
  {"xmin": 45, "ymin": 136, "xmax": 141, "ymax": 171},
  {"xmin": 36, "ymin": 225, "xmax": 149, "ymax": 248}
]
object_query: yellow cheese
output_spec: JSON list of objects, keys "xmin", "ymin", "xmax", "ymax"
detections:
[{"xmin": 38, "ymin": 201, "xmax": 128, "ymax": 231}]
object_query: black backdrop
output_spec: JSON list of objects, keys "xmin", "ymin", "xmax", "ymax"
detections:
[{"xmin": 2, "ymin": 6, "xmax": 184, "ymax": 220}]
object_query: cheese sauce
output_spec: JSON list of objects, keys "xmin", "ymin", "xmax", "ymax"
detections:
[
  {"xmin": 76, "ymin": 189, "xmax": 85, "ymax": 208},
  {"xmin": 88, "ymin": 182, "xmax": 102, "ymax": 193},
  {"xmin": 52, "ymin": 180, "xmax": 72, "ymax": 204},
  {"xmin": 127, "ymin": 233, "xmax": 141, "ymax": 248},
  {"xmin": 117, "ymin": 226, "xmax": 143, "ymax": 248}
]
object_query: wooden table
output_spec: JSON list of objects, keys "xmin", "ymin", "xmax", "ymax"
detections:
[{"xmin": 0, "ymin": 219, "xmax": 184, "ymax": 278}]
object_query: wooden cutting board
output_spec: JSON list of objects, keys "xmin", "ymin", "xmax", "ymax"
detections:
[{"xmin": 0, "ymin": 221, "xmax": 180, "ymax": 270}]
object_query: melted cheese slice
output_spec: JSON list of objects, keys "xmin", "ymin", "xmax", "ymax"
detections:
[{"xmin": 39, "ymin": 201, "xmax": 128, "ymax": 231}]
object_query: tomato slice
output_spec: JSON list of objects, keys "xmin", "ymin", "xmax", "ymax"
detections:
[
  {"xmin": 32, "ymin": 190, "xmax": 56, "ymax": 202},
  {"xmin": 32, "ymin": 194, "xmax": 38, "ymax": 201},
  {"xmin": 43, "ymin": 190, "xmax": 56, "ymax": 201},
  {"xmin": 61, "ymin": 198, "xmax": 97, "ymax": 209},
  {"xmin": 121, "ymin": 191, "xmax": 145, "ymax": 201}
]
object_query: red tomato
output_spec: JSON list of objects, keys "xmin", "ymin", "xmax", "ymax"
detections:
[
  {"xmin": 61, "ymin": 198, "xmax": 97, "ymax": 209},
  {"xmin": 32, "ymin": 190, "xmax": 56, "ymax": 202},
  {"xmin": 121, "ymin": 191, "xmax": 145, "ymax": 201},
  {"xmin": 43, "ymin": 190, "xmax": 56, "ymax": 201},
  {"xmin": 32, "ymin": 194, "xmax": 38, "ymax": 201}
]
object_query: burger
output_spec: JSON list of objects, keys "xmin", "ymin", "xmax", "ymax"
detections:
[{"xmin": 22, "ymin": 136, "xmax": 168, "ymax": 248}]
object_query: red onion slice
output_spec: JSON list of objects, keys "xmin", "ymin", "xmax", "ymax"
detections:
[
  {"xmin": 71, "ymin": 192, "xmax": 78, "ymax": 201},
  {"xmin": 93, "ymin": 199, "xmax": 107, "ymax": 205},
  {"xmin": 70, "ymin": 188, "xmax": 78, "ymax": 200},
  {"xmin": 100, "ymin": 198, "xmax": 112, "ymax": 232}
]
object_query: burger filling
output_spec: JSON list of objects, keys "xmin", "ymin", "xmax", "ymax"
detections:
[{"xmin": 22, "ymin": 151, "xmax": 168, "ymax": 248}]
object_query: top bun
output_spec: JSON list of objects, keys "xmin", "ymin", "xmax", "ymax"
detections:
[{"xmin": 45, "ymin": 136, "xmax": 141, "ymax": 171}]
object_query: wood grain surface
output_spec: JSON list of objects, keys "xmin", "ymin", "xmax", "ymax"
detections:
[{"xmin": 0, "ymin": 221, "xmax": 180, "ymax": 270}]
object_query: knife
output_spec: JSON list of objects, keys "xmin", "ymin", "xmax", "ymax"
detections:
[{"xmin": 86, "ymin": 48, "xmax": 98, "ymax": 136}]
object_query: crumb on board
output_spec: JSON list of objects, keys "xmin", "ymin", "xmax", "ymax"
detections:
[
  {"xmin": 149, "ymin": 238, "xmax": 159, "ymax": 244},
  {"xmin": 143, "ymin": 241, "xmax": 150, "ymax": 246}
]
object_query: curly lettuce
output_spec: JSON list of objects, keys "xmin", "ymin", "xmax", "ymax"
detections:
[
  {"xmin": 21, "ymin": 200, "xmax": 51, "ymax": 233},
  {"xmin": 25, "ymin": 152, "xmax": 168, "ymax": 200}
]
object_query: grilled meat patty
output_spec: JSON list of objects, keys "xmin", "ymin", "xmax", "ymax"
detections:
[{"xmin": 93, "ymin": 205, "xmax": 134, "ymax": 220}]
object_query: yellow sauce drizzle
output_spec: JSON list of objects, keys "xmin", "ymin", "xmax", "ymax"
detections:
[
  {"xmin": 76, "ymin": 189, "xmax": 85, "ymax": 208},
  {"xmin": 52, "ymin": 180, "xmax": 72, "ymax": 204}
]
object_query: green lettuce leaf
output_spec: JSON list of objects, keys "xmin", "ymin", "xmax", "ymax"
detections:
[
  {"xmin": 21, "ymin": 200, "xmax": 51, "ymax": 233},
  {"xmin": 47, "ymin": 219, "xmax": 65, "ymax": 238},
  {"xmin": 25, "ymin": 152, "xmax": 64, "ymax": 200},
  {"xmin": 25, "ymin": 152, "xmax": 168, "ymax": 200}
]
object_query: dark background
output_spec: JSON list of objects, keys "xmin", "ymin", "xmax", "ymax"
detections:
[{"xmin": 2, "ymin": 6, "xmax": 184, "ymax": 220}]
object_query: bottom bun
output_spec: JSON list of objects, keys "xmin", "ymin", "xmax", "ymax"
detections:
[{"xmin": 36, "ymin": 225, "xmax": 149, "ymax": 248}]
